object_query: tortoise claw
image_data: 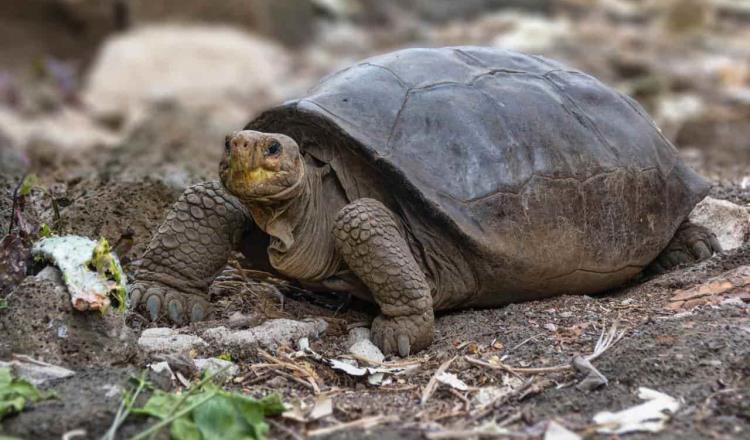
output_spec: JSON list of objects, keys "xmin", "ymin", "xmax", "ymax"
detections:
[
  {"xmin": 397, "ymin": 334, "xmax": 411, "ymax": 357},
  {"xmin": 146, "ymin": 295, "xmax": 161, "ymax": 321},
  {"xmin": 690, "ymin": 240, "xmax": 713, "ymax": 260},
  {"xmin": 131, "ymin": 281, "xmax": 210, "ymax": 324},
  {"xmin": 371, "ymin": 312, "xmax": 433, "ymax": 357},
  {"xmin": 168, "ymin": 300, "xmax": 184, "ymax": 325},
  {"xmin": 191, "ymin": 303, "xmax": 207, "ymax": 322},
  {"xmin": 650, "ymin": 222, "xmax": 721, "ymax": 274}
]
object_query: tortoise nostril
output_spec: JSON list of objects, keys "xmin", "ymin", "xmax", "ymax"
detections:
[{"xmin": 230, "ymin": 139, "xmax": 246, "ymax": 150}]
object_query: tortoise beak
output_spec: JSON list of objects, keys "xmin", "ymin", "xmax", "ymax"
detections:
[{"xmin": 226, "ymin": 132, "xmax": 275, "ymax": 183}]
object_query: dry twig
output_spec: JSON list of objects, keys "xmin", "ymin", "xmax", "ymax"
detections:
[
  {"xmin": 465, "ymin": 322, "xmax": 625, "ymax": 375},
  {"xmin": 269, "ymin": 418, "xmax": 305, "ymax": 440},
  {"xmin": 421, "ymin": 356, "xmax": 456, "ymax": 405},
  {"xmin": 257, "ymin": 349, "xmax": 321, "ymax": 394},
  {"xmin": 307, "ymin": 415, "xmax": 399, "ymax": 437},
  {"xmin": 469, "ymin": 378, "xmax": 535, "ymax": 422}
]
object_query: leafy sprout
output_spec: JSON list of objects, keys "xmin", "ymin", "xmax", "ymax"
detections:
[{"xmin": 0, "ymin": 367, "xmax": 54, "ymax": 421}]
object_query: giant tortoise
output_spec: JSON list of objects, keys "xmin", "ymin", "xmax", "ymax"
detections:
[{"xmin": 129, "ymin": 46, "xmax": 719, "ymax": 355}]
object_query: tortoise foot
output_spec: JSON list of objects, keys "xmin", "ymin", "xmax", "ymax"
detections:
[
  {"xmin": 129, "ymin": 281, "xmax": 211, "ymax": 325},
  {"xmin": 371, "ymin": 311, "xmax": 434, "ymax": 357},
  {"xmin": 650, "ymin": 221, "xmax": 721, "ymax": 273}
]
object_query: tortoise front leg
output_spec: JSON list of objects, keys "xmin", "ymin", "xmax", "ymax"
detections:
[
  {"xmin": 129, "ymin": 181, "xmax": 248, "ymax": 324},
  {"xmin": 333, "ymin": 198, "xmax": 434, "ymax": 356}
]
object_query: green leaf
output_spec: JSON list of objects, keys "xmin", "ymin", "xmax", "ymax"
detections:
[
  {"xmin": 135, "ymin": 387, "xmax": 284, "ymax": 440},
  {"xmin": 131, "ymin": 390, "xmax": 181, "ymax": 419},
  {"xmin": 0, "ymin": 367, "xmax": 49, "ymax": 420},
  {"xmin": 0, "ymin": 299, "xmax": 6, "ymax": 310},
  {"xmin": 0, "ymin": 368, "xmax": 11, "ymax": 387},
  {"xmin": 86, "ymin": 237, "xmax": 127, "ymax": 313},
  {"xmin": 170, "ymin": 416, "xmax": 202, "ymax": 440},
  {"xmin": 17, "ymin": 175, "xmax": 38, "ymax": 197},
  {"xmin": 0, "ymin": 396, "xmax": 26, "ymax": 418},
  {"xmin": 38, "ymin": 223, "xmax": 52, "ymax": 238},
  {"xmin": 192, "ymin": 394, "xmax": 250, "ymax": 440}
]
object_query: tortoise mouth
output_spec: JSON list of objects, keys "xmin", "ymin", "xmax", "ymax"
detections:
[{"xmin": 219, "ymin": 151, "xmax": 305, "ymax": 203}]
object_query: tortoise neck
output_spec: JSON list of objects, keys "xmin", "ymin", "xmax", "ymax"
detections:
[{"xmin": 244, "ymin": 163, "xmax": 344, "ymax": 281}]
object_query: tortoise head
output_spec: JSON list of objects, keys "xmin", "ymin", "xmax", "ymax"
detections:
[{"xmin": 219, "ymin": 130, "xmax": 304, "ymax": 202}]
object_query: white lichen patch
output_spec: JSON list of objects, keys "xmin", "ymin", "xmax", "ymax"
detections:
[{"xmin": 31, "ymin": 236, "xmax": 128, "ymax": 313}]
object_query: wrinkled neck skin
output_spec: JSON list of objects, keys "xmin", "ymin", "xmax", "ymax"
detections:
[{"xmin": 236, "ymin": 159, "xmax": 345, "ymax": 282}]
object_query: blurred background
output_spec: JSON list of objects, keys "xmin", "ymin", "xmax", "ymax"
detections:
[{"xmin": 1, "ymin": 0, "xmax": 749, "ymax": 268}]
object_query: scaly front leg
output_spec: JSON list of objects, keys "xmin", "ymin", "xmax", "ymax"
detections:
[
  {"xmin": 333, "ymin": 198, "xmax": 434, "ymax": 356},
  {"xmin": 129, "ymin": 181, "xmax": 248, "ymax": 324}
]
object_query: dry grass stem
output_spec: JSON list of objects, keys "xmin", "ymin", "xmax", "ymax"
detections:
[
  {"xmin": 307, "ymin": 415, "xmax": 400, "ymax": 437},
  {"xmin": 421, "ymin": 356, "xmax": 456, "ymax": 405},
  {"xmin": 465, "ymin": 322, "xmax": 625, "ymax": 375}
]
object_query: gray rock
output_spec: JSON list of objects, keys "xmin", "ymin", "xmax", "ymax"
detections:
[
  {"xmin": 348, "ymin": 339, "xmax": 385, "ymax": 364},
  {"xmin": 137, "ymin": 327, "xmax": 207, "ymax": 355},
  {"xmin": 689, "ymin": 197, "xmax": 750, "ymax": 250},
  {"xmin": 147, "ymin": 361, "xmax": 175, "ymax": 390},
  {"xmin": 202, "ymin": 318, "xmax": 327, "ymax": 350},
  {"xmin": 0, "ymin": 358, "xmax": 75, "ymax": 386},
  {"xmin": 35, "ymin": 266, "xmax": 64, "ymax": 284},
  {"xmin": 0, "ymin": 271, "xmax": 135, "ymax": 367},
  {"xmin": 194, "ymin": 358, "xmax": 239, "ymax": 378},
  {"xmin": 347, "ymin": 327, "xmax": 371, "ymax": 347}
]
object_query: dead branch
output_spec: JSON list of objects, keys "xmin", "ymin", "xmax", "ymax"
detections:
[
  {"xmin": 465, "ymin": 322, "xmax": 625, "ymax": 375},
  {"xmin": 421, "ymin": 356, "xmax": 456, "ymax": 405},
  {"xmin": 257, "ymin": 349, "xmax": 321, "ymax": 394},
  {"xmin": 307, "ymin": 415, "xmax": 399, "ymax": 437}
]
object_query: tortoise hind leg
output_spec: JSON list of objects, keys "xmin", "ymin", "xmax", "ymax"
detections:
[{"xmin": 648, "ymin": 221, "xmax": 721, "ymax": 274}]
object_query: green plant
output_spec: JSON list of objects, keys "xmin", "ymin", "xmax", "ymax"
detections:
[
  {"xmin": 106, "ymin": 369, "xmax": 284, "ymax": 440},
  {"xmin": 0, "ymin": 368, "xmax": 52, "ymax": 420},
  {"xmin": 101, "ymin": 372, "xmax": 150, "ymax": 440}
]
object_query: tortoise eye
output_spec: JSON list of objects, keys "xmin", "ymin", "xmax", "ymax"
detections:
[{"xmin": 265, "ymin": 141, "xmax": 282, "ymax": 156}]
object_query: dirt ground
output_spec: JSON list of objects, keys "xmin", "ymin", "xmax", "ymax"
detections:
[{"xmin": 1, "ymin": 1, "xmax": 750, "ymax": 439}]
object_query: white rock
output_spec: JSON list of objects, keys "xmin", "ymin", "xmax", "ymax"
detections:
[
  {"xmin": 35, "ymin": 266, "xmax": 63, "ymax": 284},
  {"xmin": 689, "ymin": 197, "xmax": 750, "ymax": 250},
  {"xmin": 101, "ymin": 384, "xmax": 122, "ymax": 399},
  {"xmin": 347, "ymin": 327, "xmax": 371, "ymax": 347},
  {"xmin": 349, "ymin": 339, "xmax": 384, "ymax": 364},
  {"xmin": 194, "ymin": 358, "xmax": 239, "ymax": 378},
  {"xmin": 655, "ymin": 94, "xmax": 705, "ymax": 138},
  {"xmin": 202, "ymin": 318, "xmax": 327, "ymax": 350},
  {"xmin": 491, "ymin": 12, "xmax": 572, "ymax": 53},
  {"xmin": 0, "ymin": 358, "xmax": 75, "ymax": 386},
  {"xmin": 0, "ymin": 107, "xmax": 121, "ymax": 153},
  {"xmin": 83, "ymin": 24, "xmax": 291, "ymax": 129},
  {"xmin": 138, "ymin": 327, "xmax": 208, "ymax": 355}
]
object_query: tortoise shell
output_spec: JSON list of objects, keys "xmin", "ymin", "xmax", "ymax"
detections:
[{"xmin": 247, "ymin": 46, "xmax": 709, "ymax": 302}]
